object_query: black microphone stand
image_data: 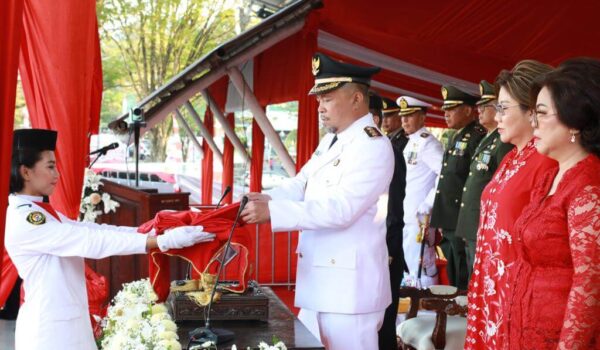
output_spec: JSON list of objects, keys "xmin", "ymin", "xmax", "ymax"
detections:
[
  {"xmin": 188, "ymin": 196, "xmax": 249, "ymax": 346},
  {"xmin": 88, "ymin": 148, "xmax": 110, "ymax": 169}
]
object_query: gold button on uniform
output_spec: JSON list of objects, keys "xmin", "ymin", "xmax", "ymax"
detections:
[
  {"xmin": 463, "ymin": 187, "xmax": 467, "ymax": 192},
  {"xmin": 469, "ymin": 172, "xmax": 473, "ymax": 176},
  {"xmin": 461, "ymin": 203, "xmax": 464, "ymax": 207},
  {"xmin": 440, "ymin": 175, "xmax": 444, "ymax": 179},
  {"xmin": 436, "ymin": 190, "xmax": 440, "ymax": 194},
  {"xmin": 444, "ymin": 162, "xmax": 447, "ymax": 167},
  {"xmin": 454, "ymin": 199, "xmax": 459, "ymax": 203}
]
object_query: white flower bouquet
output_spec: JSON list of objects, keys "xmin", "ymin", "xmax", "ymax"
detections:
[
  {"xmin": 98, "ymin": 278, "xmax": 181, "ymax": 350},
  {"xmin": 80, "ymin": 169, "xmax": 119, "ymax": 222}
]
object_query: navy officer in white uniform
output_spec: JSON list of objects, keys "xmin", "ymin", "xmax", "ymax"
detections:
[
  {"xmin": 241, "ymin": 53, "xmax": 394, "ymax": 350},
  {"xmin": 397, "ymin": 96, "xmax": 444, "ymax": 288},
  {"xmin": 5, "ymin": 129, "xmax": 213, "ymax": 350}
]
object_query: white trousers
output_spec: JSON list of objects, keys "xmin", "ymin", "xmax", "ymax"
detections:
[
  {"xmin": 402, "ymin": 223, "xmax": 438, "ymax": 288},
  {"xmin": 298, "ymin": 308, "xmax": 385, "ymax": 350}
]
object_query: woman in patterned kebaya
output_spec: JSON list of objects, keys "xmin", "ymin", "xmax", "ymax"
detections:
[
  {"xmin": 507, "ymin": 58, "xmax": 600, "ymax": 350},
  {"xmin": 464, "ymin": 60, "xmax": 556, "ymax": 350}
]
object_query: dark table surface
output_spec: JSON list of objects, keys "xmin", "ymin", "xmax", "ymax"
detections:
[{"xmin": 177, "ymin": 286, "xmax": 324, "ymax": 350}]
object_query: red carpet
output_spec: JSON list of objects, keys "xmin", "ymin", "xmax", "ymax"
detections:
[{"xmin": 271, "ymin": 286, "xmax": 299, "ymax": 316}]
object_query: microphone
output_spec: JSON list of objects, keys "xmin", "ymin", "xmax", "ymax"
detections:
[
  {"xmin": 189, "ymin": 196, "xmax": 249, "ymax": 346},
  {"xmin": 215, "ymin": 186, "xmax": 231, "ymax": 208},
  {"xmin": 89, "ymin": 142, "xmax": 119, "ymax": 155}
]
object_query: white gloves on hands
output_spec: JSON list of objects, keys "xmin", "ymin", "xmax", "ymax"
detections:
[{"xmin": 156, "ymin": 225, "xmax": 215, "ymax": 252}]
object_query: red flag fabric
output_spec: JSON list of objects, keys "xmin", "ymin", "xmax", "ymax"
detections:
[{"xmin": 138, "ymin": 203, "xmax": 253, "ymax": 301}]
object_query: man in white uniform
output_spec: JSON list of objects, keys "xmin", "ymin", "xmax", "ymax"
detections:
[
  {"xmin": 241, "ymin": 53, "xmax": 394, "ymax": 350},
  {"xmin": 397, "ymin": 96, "xmax": 444, "ymax": 287}
]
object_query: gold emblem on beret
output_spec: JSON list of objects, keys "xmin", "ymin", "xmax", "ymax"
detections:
[
  {"xmin": 382, "ymin": 100, "xmax": 388, "ymax": 109},
  {"xmin": 26, "ymin": 211, "xmax": 46, "ymax": 225},
  {"xmin": 441, "ymin": 87, "xmax": 448, "ymax": 100},
  {"xmin": 364, "ymin": 126, "xmax": 382, "ymax": 137},
  {"xmin": 399, "ymin": 98, "xmax": 408, "ymax": 109},
  {"xmin": 312, "ymin": 56, "xmax": 320, "ymax": 76},
  {"xmin": 479, "ymin": 83, "xmax": 484, "ymax": 96}
]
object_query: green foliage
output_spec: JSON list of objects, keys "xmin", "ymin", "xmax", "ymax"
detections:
[{"xmin": 97, "ymin": 0, "xmax": 244, "ymax": 161}]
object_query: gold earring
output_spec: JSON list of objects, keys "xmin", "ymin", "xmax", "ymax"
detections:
[{"xmin": 570, "ymin": 131, "xmax": 576, "ymax": 143}]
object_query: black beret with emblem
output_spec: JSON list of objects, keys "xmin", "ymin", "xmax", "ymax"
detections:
[
  {"xmin": 476, "ymin": 80, "xmax": 496, "ymax": 105},
  {"xmin": 309, "ymin": 53, "xmax": 381, "ymax": 95},
  {"xmin": 441, "ymin": 85, "xmax": 479, "ymax": 110},
  {"xmin": 381, "ymin": 97, "xmax": 400, "ymax": 116},
  {"xmin": 13, "ymin": 129, "xmax": 57, "ymax": 151}
]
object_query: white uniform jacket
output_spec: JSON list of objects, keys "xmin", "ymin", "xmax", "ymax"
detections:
[
  {"xmin": 267, "ymin": 114, "xmax": 394, "ymax": 314},
  {"xmin": 402, "ymin": 127, "xmax": 443, "ymax": 225},
  {"xmin": 5, "ymin": 194, "xmax": 148, "ymax": 350}
]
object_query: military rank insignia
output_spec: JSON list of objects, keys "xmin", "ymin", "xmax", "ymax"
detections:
[
  {"xmin": 26, "ymin": 211, "xmax": 46, "ymax": 225},
  {"xmin": 476, "ymin": 150, "xmax": 492, "ymax": 171},
  {"xmin": 406, "ymin": 142, "xmax": 419, "ymax": 165},
  {"xmin": 364, "ymin": 126, "xmax": 382, "ymax": 137},
  {"xmin": 454, "ymin": 139, "xmax": 468, "ymax": 156}
]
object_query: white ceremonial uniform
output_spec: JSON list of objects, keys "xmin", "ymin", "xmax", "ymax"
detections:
[
  {"xmin": 5, "ymin": 194, "xmax": 148, "ymax": 350},
  {"xmin": 267, "ymin": 114, "xmax": 394, "ymax": 350},
  {"xmin": 402, "ymin": 127, "xmax": 443, "ymax": 287}
]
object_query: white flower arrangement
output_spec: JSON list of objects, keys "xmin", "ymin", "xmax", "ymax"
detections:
[
  {"xmin": 80, "ymin": 169, "xmax": 119, "ymax": 222},
  {"xmin": 191, "ymin": 338, "xmax": 287, "ymax": 350},
  {"xmin": 99, "ymin": 278, "xmax": 181, "ymax": 350}
]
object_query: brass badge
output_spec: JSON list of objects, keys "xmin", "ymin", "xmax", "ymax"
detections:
[
  {"xmin": 333, "ymin": 159, "xmax": 340, "ymax": 166},
  {"xmin": 26, "ymin": 211, "xmax": 46, "ymax": 225},
  {"xmin": 312, "ymin": 56, "xmax": 320, "ymax": 76},
  {"xmin": 441, "ymin": 87, "xmax": 448, "ymax": 100},
  {"xmin": 479, "ymin": 83, "xmax": 484, "ymax": 96},
  {"xmin": 399, "ymin": 98, "xmax": 408, "ymax": 109},
  {"xmin": 382, "ymin": 99, "xmax": 388, "ymax": 109}
]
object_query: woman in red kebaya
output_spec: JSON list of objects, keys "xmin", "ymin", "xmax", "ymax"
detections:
[
  {"xmin": 464, "ymin": 60, "xmax": 556, "ymax": 350},
  {"xmin": 507, "ymin": 58, "xmax": 600, "ymax": 350}
]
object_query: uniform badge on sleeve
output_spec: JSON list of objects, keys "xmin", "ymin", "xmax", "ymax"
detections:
[
  {"xmin": 26, "ymin": 211, "xmax": 46, "ymax": 225},
  {"xmin": 364, "ymin": 126, "xmax": 382, "ymax": 137}
]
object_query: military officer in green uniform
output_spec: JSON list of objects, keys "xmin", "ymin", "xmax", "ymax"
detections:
[
  {"xmin": 456, "ymin": 81, "xmax": 514, "ymax": 279},
  {"xmin": 430, "ymin": 85, "xmax": 486, "ymax": 290},
  {"xmin": 381, "ymin": 97, "xmax": 408, "ymax": 151}
]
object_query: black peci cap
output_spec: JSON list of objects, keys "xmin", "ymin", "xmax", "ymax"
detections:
[{"xmin": 13, "ymin": 129, "xmax": 57, "ymax": 151}]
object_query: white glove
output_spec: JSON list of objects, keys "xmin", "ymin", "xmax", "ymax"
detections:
[
  {"xmin": 416, "ymin": 202, "xmax": 432, "ymax": 223},
  {"xmin": 156, "ymin": 225, "xmax": 215, "ymax": 252}
]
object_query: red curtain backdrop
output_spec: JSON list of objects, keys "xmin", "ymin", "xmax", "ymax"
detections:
[
  {"xmin": 221, "ymin": 113, "xmax": 234, "ymax": 205},
  {"xmin": 0, "ymin": 0, "xmax": 25, "ymax": 308},
  {"xmin": 249, "ymin": 118, "xmax": 265, "ymax": 192},
  {"xmin": 201, "ymin": 109, "xmax": 214, "ymax": 205},
  {"xmin": 19, "ymin": 0, "xmax": 103, "ymax": 218},
  {"xmin": 295, "ymin": 13, "xmax": 320, "ymax": 170}
]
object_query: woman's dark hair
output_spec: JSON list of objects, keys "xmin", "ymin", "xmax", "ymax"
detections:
[
  {"xmin": 10, "ymin": 148, "xmax": 44, "ymax": 193},
  {"xmin": 530, "ymin": 57, "xmax": 600, "ymax": 157},
  {"xmin": 495, "ymin": 60, "xmax": 554, "ymax": 110}
]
